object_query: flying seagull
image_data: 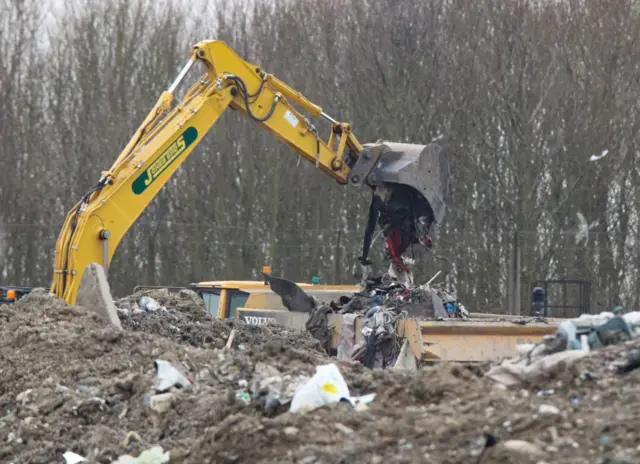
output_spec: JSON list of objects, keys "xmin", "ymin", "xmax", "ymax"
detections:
[
  {"xmin": 590, "ymin": 150, "xmax": 609, "ymax": 162},
  {"xmin": 575, "ymin": 212, "xmax": 597, "ymax": 246}
]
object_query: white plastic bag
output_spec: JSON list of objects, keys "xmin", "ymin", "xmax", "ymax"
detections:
[
  {"xmin": 139, "ymin": 296, "xmax": 160, "ymax": 312},
  {"xmin": 289, "ymin": 363, "xmax": 375, "ymax": 413},
  {"xmin": 290, "ymin": 364, "xmax": 349, "ymax": 413}
]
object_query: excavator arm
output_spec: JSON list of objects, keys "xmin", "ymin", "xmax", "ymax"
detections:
[{"xmin": 52, "ymin": 40, "xmax": 449, "ymax": 304}]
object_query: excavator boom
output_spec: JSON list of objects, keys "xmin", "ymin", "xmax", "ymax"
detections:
[{"xmin": 51, "ymin": 40, "xmax": 449, "ymax": 304}]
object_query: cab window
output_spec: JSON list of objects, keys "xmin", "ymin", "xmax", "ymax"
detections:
[
  {"xmin": 227, "ymin": 290, "xmax": 250, "ymax": 319},
  {"xmin": 201, "ymin": 291, "xmax": 221, "ymax": 317}
]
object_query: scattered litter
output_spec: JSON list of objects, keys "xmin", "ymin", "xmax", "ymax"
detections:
[
  {"xmin": 235, "ymin": 391, "xmax": 251, "ymax": 404},
  {"xmin": 486, "ymin": 350, "xmax": 588, "ymax": 388},
  {"xmin": 113, "ymin": 446, "xmax": 170, "ymax": 464},
  {"xmin": 139, "ymin": 296, "xmax": 163, "ymax": 313},
  {"xmin": 147, "ymin": 392, "xmax": 175, "ymax": 414},
  {"xmin": 225, "ymin": 329, "xmax": 237, "ymax": 350},
  {"xmin": 122, "ymin": 431, "xmax": 141, "ymax": 448},
  {"xmin": 154, "ymin": 360, "xmax": 191, "ymax": 392},
  {"xmin": 501, "ymin": 440, "xmax": 547, "ymax": 459},
  {"xmin": 578, "ymin": 370, "xmax": 597, "ymax": 381},
  {"xmin": 63, "ymin": 451, "xmax": 87, "ymax": 464},
  {"xmin": 538, "ymin": 404, "xmax": 560, "ymax": 416}
]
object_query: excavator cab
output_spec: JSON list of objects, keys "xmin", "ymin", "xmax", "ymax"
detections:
[{"xmin": 348, "ymin": 141, "xmax": 450, "ymax": 271}]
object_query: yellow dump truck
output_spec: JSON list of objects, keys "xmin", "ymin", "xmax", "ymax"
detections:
[
  {"xmin": 190, "ymin": 279, "xmax": 359, "ymax": 322},
  {"xmin": 178, "ymin": 278, "xmax": 562, "ymax": 364}
]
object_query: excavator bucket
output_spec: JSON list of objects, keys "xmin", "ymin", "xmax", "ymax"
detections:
[
  {"xmin": 349, "ymin": 141, "xmax": 450, "ymax": 246},
  {"xmin": 350, "ymin": 141, "xmax": 449, "ymax": 226}
]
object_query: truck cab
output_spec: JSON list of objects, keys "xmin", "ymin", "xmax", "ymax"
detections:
[{"xmin": 189, "ymin": 279, "xmax": 359, "ymax": 320}]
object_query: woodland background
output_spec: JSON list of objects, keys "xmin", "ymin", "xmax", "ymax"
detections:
[{"xmin": 2, "ymin": 0, "xmax": 639, "ymax": 314}]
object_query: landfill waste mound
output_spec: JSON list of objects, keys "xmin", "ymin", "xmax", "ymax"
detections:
[
  {"xmin": 3, "ymin": 290, "xmax": 640, "ymax": 463},
  {"xmin": 114, "ymin": 288, "xmax": 325, "ymax": 354}
]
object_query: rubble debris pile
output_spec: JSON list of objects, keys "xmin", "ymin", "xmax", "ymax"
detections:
[
  {"xmin": 486, "ymin": 309, "xmax": 640, "ymax": 389},
  {"xmin": 114, "ymin": 288, "xmax": 326, "ymax": 354},
  {"xmin": 3, "ymin": 289, "xmax": 640, "ymax": 463},
  {"xmin": 285, "ymin": 272, "xmax": 470, "ymax": 369},
  {"xmin": 332, "ymin": 275, "xmax": 469, "ymax": 320}
]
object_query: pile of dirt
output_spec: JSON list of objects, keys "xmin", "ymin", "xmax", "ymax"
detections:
[
  {"xmin": 2, "ymin": 289, "xmax": 640, "ymax": 463},
  {"xmin": 115, "ymin": 288, "xmax": 325, "ymax": 354}
]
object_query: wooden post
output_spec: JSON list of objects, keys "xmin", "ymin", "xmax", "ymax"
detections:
[
  {"xmin": 514, "ymin": 230, "xmax": 521, "ymax": 316},
  {"xmin": 507, "ymin": 229, "xmax": 522, "ymax": 315},
  {"xmin": 507, "ymin": 236, "xmax": 514, "ymax": 314}
]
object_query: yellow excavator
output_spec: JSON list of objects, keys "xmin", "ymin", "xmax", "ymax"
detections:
[{"xmin": 50, "ymin": 39, "xmax": 450, "ymax": 305}]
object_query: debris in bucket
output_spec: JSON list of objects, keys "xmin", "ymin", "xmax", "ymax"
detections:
[{"xmin": 334, "ymin": 273, "xmax": 469, "ymax": 321}]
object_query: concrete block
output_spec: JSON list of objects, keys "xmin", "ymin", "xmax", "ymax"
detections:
[{"xmin": 76, "ymin": 263, "xmax": 122, "ymax": 330}]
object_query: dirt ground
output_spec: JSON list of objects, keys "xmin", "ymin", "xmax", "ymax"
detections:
[{"xmin": 0, "ymin": 290, "xmax": 639, "ymax": 464}]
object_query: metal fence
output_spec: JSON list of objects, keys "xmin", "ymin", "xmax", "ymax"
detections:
[{"xmin": 530, "ymin": 280, "xmax": 592, "ymax": 318}]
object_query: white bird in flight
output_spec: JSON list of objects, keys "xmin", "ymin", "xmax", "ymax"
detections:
[
  {"xmin": 590, "ymin": 150, "xmax": 609, "ymax": 162},
  {"xmin": 575, "ymin": 212, "xmax": 597, "ymax": 245}
]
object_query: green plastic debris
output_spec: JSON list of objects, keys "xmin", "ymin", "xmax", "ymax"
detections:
[
  {"xmin": 312, "ymin": 277, "xmax": 320, "ymax": 285},
  {"xmin": 236, "ymin": 391, "xmax": 251, "ymax": 404}
]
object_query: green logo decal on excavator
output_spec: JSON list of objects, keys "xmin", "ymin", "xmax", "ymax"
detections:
[{"xmin": 132, "ymin": 126, "xmax": 198, "ymax": 195}]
